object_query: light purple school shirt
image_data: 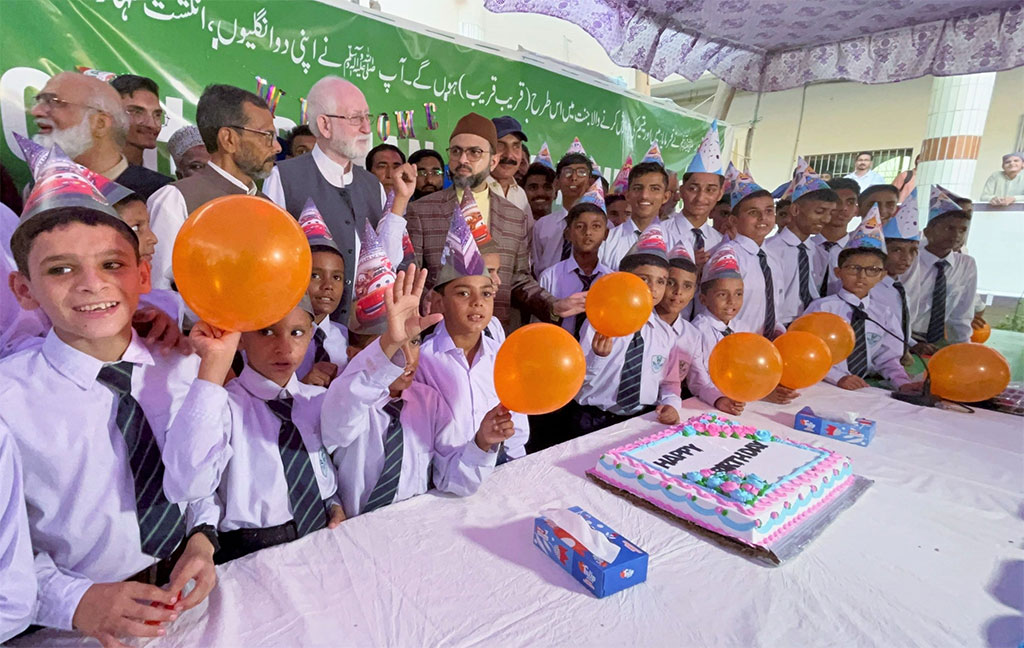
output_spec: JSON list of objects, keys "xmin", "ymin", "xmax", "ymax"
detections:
[
  {"xmin": 297, "ymin": 317, "xmax": 350, "ymax": 380},
  {"xmin": 764, "ymin": 227, "xmax": 822, "ymax": 325},
  {"xmin": 662, "ymin": 314, "xmax": 724, "ymax": 408},
  {"xmin": 539, "ymin": 256, "xmax": 612, "ymax": 336},
  {"xmin": 810, "ymin": 233, "xmax": 849, "ymax": 297},
  {"xmin": 531, "ymin": 207, "xmax": 568, "ymax": 275},
  {"xmin": 0, "ymin": 427, "xmax": 35, "ymax": 642},
  {"xmin": 700, "ymin": 234, "xmax": 786, "ymax": 338},
  {"xmin": 900, "ymin": 247, "xmax": 977, "ymax": 344}
]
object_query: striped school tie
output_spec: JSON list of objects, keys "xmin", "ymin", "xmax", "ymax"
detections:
[
  {"xmin": 820, "ymin": 241, "xmax": 839, "ymax": 296},
  {"xmin": 757, "ymin": 249, "xmax": 777, "ymax": 337},
  {"xmin": 573, "ymin": 269, "xmax": 598, "ymax": 339},
  {"xmin": 615, "ymin": 331, "xmax": 645, "ymax": 413},
  {"xmin": 926, "ymin": 260, "xmax": 949, "ymax": 344},
  {"xmin": 363, "ymin": 399, "xmax": 406, "ymax": 513},
  {"xmin": 723, "ymin": 326, "xmax": 734, "ymax": 336},
  {"xmin": 692, "ymin": 227, "xmax": 705, "ymax": 252},
  {"xmin": 96, "ymin": 362, "xmax": 186, "ymax": 559},
  {"xmin": 797, "ymin": 242, "xmax": 813, "ymax": 308},
  {"xmin": 560, "ymin": 238, "xmax": 572, "ymax": 261},
  {"xmin": 266, "ymin": 397, "xmax": 328, "ymax": 537},
  {"xmin": 312, "ymin": 327, "xmax": 330, "ymax": 364},
  {"xmin": 847, "ymin": 304, "xmax": 870, "ymax": 378},
  {"xmin": 893, "ymin": 280, "xmax": 910, "ymax": 350}
]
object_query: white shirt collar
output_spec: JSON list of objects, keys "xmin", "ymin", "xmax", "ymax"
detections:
[
  {"xmin": 42, "ymin": 328, "xmax": 154, "ymax": 391},
  {"xmin": 311, "ymin": 143, "xmax": 354, "ymax": 188},
  {"xmin": 918, "ymin": 246, "xmax": 952, "ymax": 266},
  {"xmin": 237, "ymin": 364, "xmax": 301, "ymax": 401},
  {"xmin": 432, "ymin": 320, "xmax": 496, "ymax": 360},
  {"xmin": 837, "ymin": 288, "xmax": 871, "ymax": 309},
  {"xmin": 778, "ymin": 227, "xmax": 807, "ymax": 247},
  {"xmin": 207, "ymin": 161, "xmax": 258, "ymax": 194},
  {"xmin": 733, "ymin": 234, "xmax": 763, "ymax": 254}
]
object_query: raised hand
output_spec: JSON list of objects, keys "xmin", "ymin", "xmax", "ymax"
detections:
[
  {"xmin": 190, "ymin": 322, "xmax": 240, "ymax": 385},
  {"xmin": 380, "ymin": 265, "xmax": 443, "ymax": 358}
]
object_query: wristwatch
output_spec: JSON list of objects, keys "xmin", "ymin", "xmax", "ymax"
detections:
[{"xmin": 187, "ymin": 523, "xmax": 220, "ymax": 554}]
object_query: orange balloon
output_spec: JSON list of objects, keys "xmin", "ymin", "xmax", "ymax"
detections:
[
  {"xmin": 585, "ymin": 272, "xmax": 654, "ymax": 337},
  {"xmin": 494, "ymin": 324, "xmax": 585, "ymax": 415},
  {"xmin": 773, "ymin": 331, "xmax": 833, "ymax": 389},
  {"xmin": 971, "ymin": 322, "xmax": 991, "ymax": 343},
  {"xmin": 708, "ymin": 333, "xmax": 784, "ymax": 402},
  {"xmin": 789, "ymin": 312, "xmax": 856, "ymax": 363},
  {"xmin": 172, "ymin": 195, "xmax": 312, "ymax": 331},
  {"xmin": 929, "ymin": 343, "xmax": 1010, "ymax": 402}
]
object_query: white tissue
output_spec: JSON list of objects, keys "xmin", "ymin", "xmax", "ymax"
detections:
[
  {"xmin": 810, "ymin": 409, "xmax": 858, "ymax": 424},
  {"xmin": 542, "ymin": 508, "xmax": 621, "ymax": 564}
]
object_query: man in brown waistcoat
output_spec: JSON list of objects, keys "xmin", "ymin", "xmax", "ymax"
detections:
[{"xmin": 147, "ymin": 84, "xmax": 280, "ymax": 290}]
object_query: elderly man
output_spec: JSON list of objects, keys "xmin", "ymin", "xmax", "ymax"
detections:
[
  {"xmin": 30, "ymin": 71, "xmax": 172, "ymax": 200},
  {"xmin": 167, "ymin": 125, "xmax": 210, "ymax": 179},
  {"xmin": 147, "ymin": 84, "xmax": 280, "ymax": 290},
  {"xmin": 486, "ymin": 116, "xmax": 532, "ymax": 220},
  {"xmin": 405, "ymin": 112, "xmax": 584, "ymax": 330},
  {"xmin": 980, "ymin": 152, "xmax": 1024, "ymax": 205},
  {"xmin": 264, "ymin": 76, "xmax": 402, "ymax": 322},
  {"xmin": 111, "ymin": 74, "xmax": 164, "ymax": 167},
  {"xmin": 409, "ymin": 148, "xmax": 445, "ymax": 200}
]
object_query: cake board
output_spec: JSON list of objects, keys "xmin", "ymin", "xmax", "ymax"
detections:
[{"xmin": 586, "ymin": 470, "xmax": 873, "ymax": 566}]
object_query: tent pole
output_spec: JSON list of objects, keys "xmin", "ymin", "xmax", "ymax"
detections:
[{"xmin": 742, "ymin": 90, "xmax": 763, "ymax": 173}]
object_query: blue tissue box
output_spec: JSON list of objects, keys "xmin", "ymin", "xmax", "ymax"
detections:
[
  {"xmin": 794, "ymin": 406, "xmax": 876, "ymax": 447},
  {"xmin": 533, "ymin": 506, "xmax": 648, "ymax": 598}
]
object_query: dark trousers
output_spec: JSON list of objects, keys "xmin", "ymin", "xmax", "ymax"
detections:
[
  {"xmin": 570, "ymin": 402, "xmax": 656, "ymax": 437},
  {"xmin": 527, "ymin": 401, "xmax": 656, "ymax": 453},
  {"xmin": 216, "ymin": 520, "xmax": 299, "ymax": 564}
]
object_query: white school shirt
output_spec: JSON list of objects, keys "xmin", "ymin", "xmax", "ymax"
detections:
[
  {"xmin": 577, "ymin": 312, "xmax": 682, "ymax": 413},
  {"xmin": 804, "ymin": 290, "xmax": 911, "ymax": 388},
  {"xmin": 322, "ymin": 340, "xmax": 496, "ymax": 517},
  {"xmin": 539, "ymin": 256, "xmax": 612, "ymax": 336},
  {"xmin": 0, "ymin": 203, "xmax": 49, "ymax": 359},
  {"xmin": 691, "ymin": 311, "xmax": 749, "ymax": 351},
  {"xmin": 485, "ymin": 316, "xmax": 506, "ymax": 343},
  {"xmin": 874, "ymin": 275, "xmax": 912, "ymax": 345},
  {"xmin": 900, "ymin": 248, "xmax": 977, "ymax": 344},
  {"xmin": 164, "ymin": 367, "xmax": 338, "ymax": 532},
  {"xmin": 147, "ymin": 161, "xmax": 258, "ymax": 290},
  {"xmin": 598, "ymin": 217, "xmax": 648, "ymax": 269},
  {"xmin": 810, "ymin": 233, "xmax": 849, "ymax": 297},
  {"xmin": 0, "ymin": 330, "xmax": 217, "ymax": 630},
  {"xmin": 297, "ymin": 318, "xmax": 350, "ymax": 380},
  {"xmin": 0, "ymin": 427, "xmax": 35, "ymax": 643},
  {"xmin": 663, "ymin": 215, "xmax": 721, "ymax": 260},
  {"xmin": 531, "ymin": 207, "xmax": 568, "ymax": 274},
  {"xmin": 764, "ymin": 227, "xmax": 821, "ymax": 325},
  {"xmin": 702, "ymin": 234, "xmax": 786, "ymax": 337},
  {"xmin": 415, "ymin": 321, "xmax": 530, "ymax": 458},
  {"xmin": 662, "ymin": 315, "xmax": 724, "ymax": 408}
]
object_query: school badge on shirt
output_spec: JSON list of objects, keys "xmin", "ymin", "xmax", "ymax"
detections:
[
  {"xmin": 651, "ymin": 355, "xmax": 666, "ymax": 373},
  {"xmin": 318, "ymin": 448, "xmax": 330, "ymax": 476}
]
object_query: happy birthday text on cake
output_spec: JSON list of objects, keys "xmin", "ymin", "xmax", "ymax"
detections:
[{"xmin": 652, "ymin": 440, "xmax": 769, "ymax": 472}]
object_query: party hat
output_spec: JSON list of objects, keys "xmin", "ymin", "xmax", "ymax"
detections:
[
  {"xmin": 383, "ymin": 189, "xmax": 396, "ymax": 216},
  {"xmin": 622, "ymin": 221, "xmax": 668, "ymax": 263},
  {"xmin": 790, "ymin": 163, "xmax": 831, "ymax": 202},
  {"xmin": 17, "ymin": 132, "xmax": 133, "ymax": 206},
  {"xmin": 434, "ymin": 206, "xmax": 487, "ymax": 288},
  {"xmin": 701, "ymin": 244, "xmax": 742, "ymax": 284},
  {"xmin": 590, "ymin": 156, "xmax": 602, "ymax": 177},
  {"xmin": 685, "ymin": 120, "xmax": 723, "ymax": 175},
  {"xmin": 566, "ymin": 137, "xmax": 587, "ymax": 156},
  {"xmin": 641, "ymin": 142, "xmax": 664, "ymax": 166},
  {"xmin": 459, "ymin": 189, "xmax": 497, "ymax": 252},
  {"xmin": 609, "ymin": 156, "xmax": 633, "ymax": 195},
  {"xmin": 779, "ymin": 157, "xmax": 813, "ymax": 200},
  {"xmin": 725, "ymin": 163, "xmax": 767, "ymax": 210},
  {"xmin": 845, "ymin": 205, "xmax": 887, "ymax": 253},
  {"xmin": 299, "ymin": 198, "xmax": 341, "ymax": 255},
  {"xmin": 534, "ymin": 141, "xmax": 555, "ymax": 171},
  {"xmin": 350, "ymin": 220, "xmax": 396, "ymax": 335},
  {"xmin": 882, "ymin": 188, "xmax": 921, "ymax": 241},
  {"xmin": 927, "ymin": 185, "xmax": 965, "ymax": 223},
  {"xmin": 76, "ymin": 66, "xmax": 118, "ymax": 83},
  {"xmin": 576, "ymin": 179, "xmax": 606, "ymax": 212},
  {"xmin": 668, "ymin": 242, "xmax": 693, "ymax": 266}
]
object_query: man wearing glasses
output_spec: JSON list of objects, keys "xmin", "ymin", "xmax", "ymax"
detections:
[
  {"xmin": 29, "ymin": 71, "xmax": 172, "ymax": 201},
  {"xmin": 111, "ymin": 75, "xmax": 166, "ymax": 168},
  {"xmin": 409, "ymin": 149, "xmax": 446, "ymax": 201},
  {"xmin": 147, "ymin": 84, "xmax": 280, "ymax": 290},
  {"xmin": 263, "ymin": 76, "xmax": 401, "ymax": 323},
  {"xmin": 405, "ymin": 112, "xmax": 585, "ymax": 330}
]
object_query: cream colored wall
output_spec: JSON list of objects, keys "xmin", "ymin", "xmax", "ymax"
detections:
[{"xmin": 722, "ymin": 68, "xmax": 1024, "ymax": 200}]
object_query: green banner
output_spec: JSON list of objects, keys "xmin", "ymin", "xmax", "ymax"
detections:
[{"xmin": 0, "ymin": 0, "xmax": 716, "ymax": 187}]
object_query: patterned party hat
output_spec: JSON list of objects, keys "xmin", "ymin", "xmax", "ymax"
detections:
[
  {"xmin": 434, "ymin": 206, "xmax": 487, "ymax": 288},
  {"xmin": 76, "ymin": 66, "xmax": 118, "ymax": 83},
  {"xmin": 686, "ymin": 120, "xmax": 723, "ymax": 175},
  {"xmin": 299, "ymin": 198, "xmax": 341, "ymax": 255},
  {"xmin": 19, "ymin": 133, "xmax": 134, "ymax": 206},
  {"xmin": 779, "ymin": 157, "xmax": 813, "ymax": 200},
  {"xmin": 609, "ymin": 155, "xmax": 633, "ymax": 195},
  {"xmin": 845, "ymin": 205, "xmax": 887, "ymax": 253},
  {"xmin": 590, "ymin": 156, "xmax": 602, "ymax": 177},
  {"xmin": 566, "ymin": 137, "xmax": 587, "ymax": 156},
  {"xmin": 383, "ymin": 189, "xmax": 395, "ymax": 216},
  {"xmin": 459, "ymin": 189, "xmax": 497, "ymax": 252},
  {"xmin": 701, "ymin": 244, "xmax": 742, "ymax": 283},
  {"xmin": 14, "ymin": 133, "xmax": 121, "ymax": 226},
  {"xmin": 641, "ymin": 142, "xmax": 664, "ymax": 166},
  {"xmin": 789, "ymin": 162, "xmax": 831, "ymax": 202},
  {"xmin": 576, "ymin": 179, "xmax": 606, "ymax": 212},
  {"xmin": 623, "ymin": 220, "xmax": 669, "ymax": 262},
  {"xmin": 668, "ymin": 242, "xmax": 693, "ymax": 266},
  {"xmin": 927, "ymin": 185, "xmax": 965, "ymax": 223},
  {"xmin": 725, "ymin": 163, "xmax": 766, "ymax": 210},
  {"xmin": 882, "ymin": 188, "xmax": 921, "ymax": 241},
  {"xmin": 350, "ymin": 220, "xmax": 397, "ymax": 335},
  {"xmin": 534, "ymin": 141, "xmax": 555, "ymax": 171}
]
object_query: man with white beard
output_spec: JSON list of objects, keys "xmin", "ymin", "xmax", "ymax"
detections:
[
  {"xmin": 263, "ymin": 76, "xmax": 388, "ymax": 323},
  {"xmin": 147, "ymin": 84, "xmax": 281, "ymax": 290},
  {"xmin": 29, "ymin": 71, "xmax": 172, "ymax": 200}
]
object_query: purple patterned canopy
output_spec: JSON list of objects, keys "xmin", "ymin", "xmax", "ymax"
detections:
[{"xmin": 484, "ymin": 0, "xmax": 1024, "ymax": 92}]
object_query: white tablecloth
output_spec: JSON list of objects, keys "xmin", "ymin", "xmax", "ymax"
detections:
[{"xmin": 15, "ymin": 385, "xmax": 1024, "ymax": 648}]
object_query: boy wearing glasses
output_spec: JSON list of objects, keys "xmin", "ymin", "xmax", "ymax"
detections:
[
  {"xmin": 804, "ymin": 207, "xmax": 917, "ymax": 392},
  {"xmin": 531, "ymin": 145, "xmax": 594, "ymax": 274}
]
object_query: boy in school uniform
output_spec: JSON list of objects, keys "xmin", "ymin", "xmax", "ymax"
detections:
[
  {"xmin": 1, "ymin": 143, "xmax": 217, "ymax": 642},
  {"xmin": 656, "ymin": 243, "xmax": 699, "ymax": 335},
  {"xmin": 600, "ymin": 156, "xmax": 682, "ymax": 269},
  {"xmin": 876, "ymin": 188, "xmax": 921, "ymax": 353},
  {"xmin": 664, "ymin": 121, "xmax": 725, "ymax": 268},
  {"xmin": 901, "ymin": 186, "xmax": 978, "ymax": 352},
  {"xmin": 539, "ymin": 180, "xmax": 612, "ymax": 339},
  {"xmin": 323, "ymin": 263, "xmax": 508, "ymax": 517},
  {"xmin": 532, "ymin": 139, "xmax": 593, "ymax": 274},
  {"xmin": 813, "ymin": 177, "xmax": 860, "ymax": 297},
  {"xmin": 0, "ymin": 426, "xmax": 35, "ymax": 643},
  {"xmin": 573, "ymin": 222, "xmax": 683, "ymax": 436},
  {"xmin": 296, "ymin": 199, "xmax": 349, "ymax": 388},
  {"xmin": 765, "ymin": 168, "xmax": 836, "ymax": 326},
  {"xmin": 417, "ymin": 213, "xmax": 530, "ymax": 459},
  {"xmin": 858, "ymin": 184, "xmax": 900, "ymax": 224},
  {"xmin": 691, "ymin": 245, "xmax": 747, "ymax": 415},
  {"xmin": 804, "ymin": 207, "xmax": 920, "ymax": 391}
]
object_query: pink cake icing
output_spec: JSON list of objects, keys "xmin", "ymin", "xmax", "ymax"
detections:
[{"xmin": 588, "ymin": 413, "xmax": 854, "ymax": 548}]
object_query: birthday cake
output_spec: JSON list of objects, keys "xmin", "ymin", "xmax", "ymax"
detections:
[{"xmin": 588, "ymin": 413, "xmax": 854, "ymax": 548}]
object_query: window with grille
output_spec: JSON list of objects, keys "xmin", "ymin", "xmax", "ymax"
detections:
[{"xmin": 803, "ymin": 148, "xmax": 914, "ymax": 183}]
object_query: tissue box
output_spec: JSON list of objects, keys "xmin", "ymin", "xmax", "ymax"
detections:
[
  {"xmin": 532, "ymin": 506, "xmax": 648, "ymax": 598},
  {"xmin": 794, "ymin": 406, "xmax": 876, "ymax": 447}
]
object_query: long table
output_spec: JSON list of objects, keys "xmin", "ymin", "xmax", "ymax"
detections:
[{"xmin": 16, "ymin": 385, "xmax": 1024, "ymax": 647}]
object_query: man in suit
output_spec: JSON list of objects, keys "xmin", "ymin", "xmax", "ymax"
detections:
[{"xmin": 405, "ymin": 113, "xmax": 585, "ymax": 331}]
